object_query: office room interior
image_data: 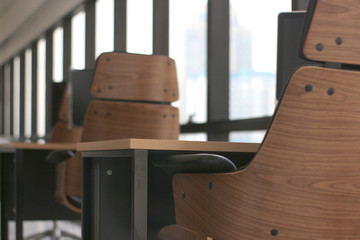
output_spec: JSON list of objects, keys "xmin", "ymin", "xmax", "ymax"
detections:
[{"xmin": 5, "ymin": 0, "xmax": 360, "ymax": 239}]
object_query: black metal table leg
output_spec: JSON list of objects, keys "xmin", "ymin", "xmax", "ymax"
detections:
[
  {"xmin": 15, "ymin": 149, "xmax": 24, "ymax": 240},
  {"xmin": 132, "ymin": 150, "xmax": 148, "ymax": 240},
  {"xmin": 0, "ymin": 152, "xmax": 8, "ymax": 240}
]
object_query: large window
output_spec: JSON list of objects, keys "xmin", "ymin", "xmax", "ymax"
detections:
[
  {"xmin": 0, "ymin": 0, "xmax": 295, "ymax": 143},
  {"xmin": 127, "ymin": 0, "xmax": 153, "ymax": 54},
  {"xmin": 170, "ymin": 0, "xmax": 208, "ymax": 125},
  {"xmin": 71, "ymin": 11, "xmax": 86, "ymax": 70},
  {"xmin": 229, "ymin": 0, "xmax": 291, "ymax": 120},
  {"xmin": 53, "ymin": 27, "xmax": 64, "ymax": 82},
  {"xmin": 96, "ymin": 0, "xmax": 114, "ymax": 57},
  {"xmin": 37, "ymin": 38, "xmax": 46, "ymax": 138},
  {"xmin": 229, "ymin": 0, "xmax": 291, "ymax": 142}
]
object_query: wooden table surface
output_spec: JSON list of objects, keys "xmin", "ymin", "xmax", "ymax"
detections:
[
  {"xmin": 0, "ymin": 142, "xmax": 77, "ymax": 150},
  {"xmin": 77, "ymin": 138, "xmax": 260, "ymax": 152}
]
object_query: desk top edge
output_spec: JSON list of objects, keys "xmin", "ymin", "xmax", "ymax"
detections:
[
  {"xmin": 0, "ymin": 142, "xmax": 77, "ymax": 150},
  {"xmin": 77, "ymin": 138, "xmax": 260, "ymax": 153}
]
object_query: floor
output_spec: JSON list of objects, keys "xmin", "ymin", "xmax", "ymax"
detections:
[{"xmin": 8, "ymin": 220, "xmax": 81, "ymax": 240}]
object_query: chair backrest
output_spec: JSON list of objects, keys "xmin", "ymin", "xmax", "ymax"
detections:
[
  {"xmin": 63, "ymin": 52, "xmax": 180, "ymax": 212},
  {"xmin": 302, "ymin": 0, "xmax": 360, "ymax": 65},
  {"xmin": 170, "ymin": 66, "xmax": 360, "ymax": 239},
  {"xmin": 91, "ymin": 52, "xmax": 178, "ymax": 102},
  {"xmin": 57, "ymin": 86, "xmax": 70, "ymax": 122},
  {"xmin": 51, "ymin": 86, "xmax": 82, "ymax": 143},
  {"xmin": 160, "ymin": 1, "xmax": 360, "ymax": 239},
  {"xmin": 81, "ymin": 101, "xmax": 179, "ymax": 142},
  {"xmin": 51, "ymin": 122, "xmax": 82, "ymax": 143}
]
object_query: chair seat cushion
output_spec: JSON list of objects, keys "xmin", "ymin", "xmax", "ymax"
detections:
[
  {"xmin": 153, "ymin": 154, "xmax": 237, "ymax": 176},
  {"xmin": 46, "ymin": 150, "xmax": 75, "ymax": 164}
]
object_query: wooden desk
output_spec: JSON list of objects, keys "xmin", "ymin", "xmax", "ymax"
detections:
[
  {"xmin": 79, "ymin": 139, "xmax": 259, "ymax": 240},
  {"xmin": 0, "ymin": 142, "xmax": 79, "ymax": 240}
]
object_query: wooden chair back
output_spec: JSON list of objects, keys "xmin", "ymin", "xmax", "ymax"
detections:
[
  {"xmin": 81, "ymin": 101, "xmax": 179, "ymax": 141},
  {"xmin": 91, "ymin": 52, "xmax": 178, "ymax": 102},
  {"xmin": 62, "ymin": 53, "xmax": 180, "ymax": 213},
  {"xmin": 165, "ymin": 66, "xmax": 360, "ymax": 239},
  {"xmin": 302, "ymin": 0, "xmax": 360, "ymax": 65},
  {"xmin": 51, "ymin": 122, "xmax": 82, "ymax": 143},
  {"xmin": 50, "ymin": 89, "xmax": 83, "ymax": 213},
  {"xmin": 159, "ymin": 1, "xmax": 360, "ymax": 238},
  {"xmin": 57, "ymin": 87, "xmax": 70, "ymax": 122}
]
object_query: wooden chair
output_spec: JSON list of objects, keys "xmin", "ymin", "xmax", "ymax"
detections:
[
  {"xmin": 158, "ymin": 1, "xmax": 360, "ymax": 239},
  {"xmin": 56, "ymin": 52, "xmax": 179, "ymax": 213},
  {"xmin": 25, "ymin": 87, "xmax": 82, "ymax": 240}
]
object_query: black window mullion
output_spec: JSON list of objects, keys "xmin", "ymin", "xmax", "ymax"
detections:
[
  {"xmin": 19, "ymin": 51, "xmax": 26, "ymax": 141},
  {"xmin": 153, "ymin": 0, "xmax": 169, "ymax": 56},
  {"xmin": 114, "ymin": 0, "xmax": 127, "ymax": 52},
  {"xmin": 0, "ymin": 65, "xmax": 3, "ymax": 135},
  {"xmin": 45, "ymin": 31, "xmax": 54, "ymax": 140},
  {"xmin": 31, "ymin": 42, "xmax": 38, "ymax": 141},
  {"xmin": 207, "ymin": 0, "xmax": 230, "ymax": 141},
  {"xmin": 85, "ymin": 1, "xmax": 96, "ymax": 68},
  {"xmin": 63, "ymin": 17, "xmax": 72, "ymax": 83},
  {"xmin": 292, "ymin": 0, "xmax": 310, "ymax": 10}
]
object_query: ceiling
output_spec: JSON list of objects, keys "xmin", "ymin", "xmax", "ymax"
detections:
[{"xmin": 0, "ymin": 0, "xmax": 13, "ymax": 16}]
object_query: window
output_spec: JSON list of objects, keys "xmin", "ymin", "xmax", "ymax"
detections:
[
  {"xmin": 13, "ymin": 56, "xmax": 20, "ymax": 138},
  {"xmin": 170, "ymin": 0, "xmax": 208, "ymax": 125},
  {"xmin": 71, "ymin": 11, "xmax": 86, "ymax": 70},
  {"xmin": 95, "ymin": 0, "xmax": 114, "ymax": 57},
  {"xmin": 24, "ymin": 49, "xmax": 32, "ymax": 138},
  {"xmin": 229, "ymin": 0, "xmax": 291, "ymax": 120},
  {"xmin": 37, "ymin": 38, "xmax": 46, "ymax": 138},
  {"xmin": 127, "ymin": 0, "xmax": 153, "ymax": 54},
  {"xmin": 230, "ymin": 130, "xmax": 266, "ymax": 143},
  {"xmin": 53, "ymin": 27, "xmax": 64, "ymax": 82}
]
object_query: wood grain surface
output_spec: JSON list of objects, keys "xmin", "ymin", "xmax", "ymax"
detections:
[
  {"xmin": 169, "ymin": 66, "xmax": 360, "ymax": 239},
  {"xmin": 51, "ymin": 121, "xmax": 82, "ymax": 143},
  {"xmin": 303, "ymin": 0, "xmax": 360, "ymax": 65},
  {"xmin": 91, "ymin": 52, "xmax": 178, "ymax": 102},
  {"xmin": 57, "ymin": 87, "xmax": 70, "ymax": 121},
  {"xmin": 81, "ymin": 101, "xmax": 179, "ymax": 141}
]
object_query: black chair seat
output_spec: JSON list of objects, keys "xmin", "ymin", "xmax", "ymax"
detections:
[
  {"xmin": 153, "ymin": 154, "xmax": 237, "ymax": 176},
  {"xmin": 46, "ymin": 150, "xmax": 75, "ymax": 164}
]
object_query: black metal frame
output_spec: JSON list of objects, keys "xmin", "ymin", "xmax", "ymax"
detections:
[
  {"xmin": 45, "ymin": 31, "xmax": 54, "ymax": 140},
  {"xmin": 292, "ymin": 0, "xmax": 310, "ymax": 10},
  {"xmin": 0, "ymin": 66, "xmax": 3, "ymax": 135},
  {"xmin": 63, "ymin": 17, "xmax": 72, "ymax": 83},
  {"xmin": 30, "ymin": 42, "xmax": 38, "ymax": 141}
]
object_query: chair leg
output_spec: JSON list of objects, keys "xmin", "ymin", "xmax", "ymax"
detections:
[
  {"xmin": 25, "ymin": 230, "xmax": 53, "ymax": 240},
  {"xmin": 24, "ymin": 221, "xmax": 81, "ymax": 240}
]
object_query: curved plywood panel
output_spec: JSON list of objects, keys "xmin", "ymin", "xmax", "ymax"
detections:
[
  {"xmin": 91, "ymin": 52, "xmax": 179, "ymax": 102},
  {"xmin": 81, "ymin": 101, "xmax": 179, "ymax": 141},
  {"xmin": 51, "ymin": 121, "xmax": 82, "ymax": 143},
  {"xmin": 58, "ymin": 87, "xmax": 70, "ymax": 121},
  {"xmin": 303, "ymin": 0, "xmax": 360, "ymax": 64},
  {"xmin": 170, "ymin": 66, "xmax": 360, "ymax": 239}
]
